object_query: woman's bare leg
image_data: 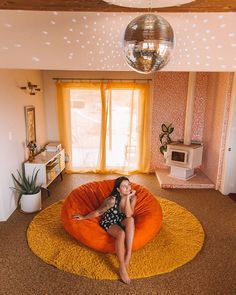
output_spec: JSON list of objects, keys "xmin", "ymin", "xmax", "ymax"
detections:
[
  {"xmin": 107, "ymin": 225, "xmax": 131, "ymax": 284},
  {"xmin": 121, "ymin": 217, "xmax": 135, "ymax": 267}
]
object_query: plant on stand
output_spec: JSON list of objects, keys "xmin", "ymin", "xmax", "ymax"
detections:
[
  {"xmin": 159, "ymin": 123, "xmax": 174, "ymax": 156},
  {"xmin": 11, "ymin": 168, "xmax": 42, "ymax": 213}
]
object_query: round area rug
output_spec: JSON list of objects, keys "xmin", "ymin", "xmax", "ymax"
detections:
[{"xmin": 27, "ymin": 197, "xmax": 204, "ymax": 280}]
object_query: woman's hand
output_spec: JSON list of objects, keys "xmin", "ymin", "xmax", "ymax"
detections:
[
  {"xmin": 128, "ymin": 190, "xmax": 136, "ymax": 199},
  {"xmin": 124, "ymin": 189, "xmax": 137, "ymax": 217},
  {"xmin": 72, "ymin": 213, "xmax": 84, "ymax": 220}
]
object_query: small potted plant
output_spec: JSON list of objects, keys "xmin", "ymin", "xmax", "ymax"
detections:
[
  {"xmin": 11, "ymin": 168, "xmax": 42, "ymax": 213},
  {"xmin": 159, "ymin": 123, "xmax": 174, "ymax": 158}
]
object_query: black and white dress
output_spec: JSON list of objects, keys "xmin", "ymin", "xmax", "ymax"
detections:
[{"xmin": 99, "ymin": 193, "xmax": 126, "ymax": 231}]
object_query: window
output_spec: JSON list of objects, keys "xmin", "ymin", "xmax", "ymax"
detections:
[
  {"xmin": 70, "ymin": 88, "xmax": 139, "ymax": 171},
  {"xmin": 57, "ymin": 81, "xmax": 151, "ymax": 174}
]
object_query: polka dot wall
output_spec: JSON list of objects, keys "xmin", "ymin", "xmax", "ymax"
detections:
[
  {"xmin": 191, "ymin": 73, "xmax": 208, "ymax": 142},
  {"xmin": 0, "ymin": 11, "xmax": 235, "ymax": 70},
  {"xmin": 150, "ymin": 72, "xmax": 189, "ymax": 170},
  {"xmin": 150, "ymin": 72, "xmax": 216, "ymax": 172}
]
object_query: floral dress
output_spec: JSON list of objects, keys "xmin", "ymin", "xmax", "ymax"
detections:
[{"xmin": 99, "ymin": 193, "xmax": 126, "ymax": 231}]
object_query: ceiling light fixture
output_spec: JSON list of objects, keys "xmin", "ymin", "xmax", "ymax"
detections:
[
  {"xmin": 105, "ymin": 0, "xmax": 194, "ymax": 8},
  {"xmin": 104, "ymin": 0, "xmax": 177, "ymax": 73},
  {"xmin": 123, "ymin": 14, "xmax": 175, "ymax": 74}
]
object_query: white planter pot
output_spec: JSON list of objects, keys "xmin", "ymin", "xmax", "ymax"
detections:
[
  {"xmin": 20, "ymin": 191, "xmax": 42, "ymax": 213},
  {"xmin": 163, "ymin": 151, "xmax": 168, "ymax": 160}
]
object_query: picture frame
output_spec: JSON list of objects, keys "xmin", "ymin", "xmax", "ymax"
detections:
[{"xmin": 24, "ymin": 106, "xmax": 36, "ymax": 144}]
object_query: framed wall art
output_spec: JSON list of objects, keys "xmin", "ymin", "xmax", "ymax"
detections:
[{"xmin": 24, "ymin": 106, "xmax": 36, "ymax": 144}]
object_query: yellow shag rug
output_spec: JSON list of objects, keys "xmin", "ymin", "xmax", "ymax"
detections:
[{"xmin": 27, "ymin": 197, "xmax": 204, "ymax": 280}]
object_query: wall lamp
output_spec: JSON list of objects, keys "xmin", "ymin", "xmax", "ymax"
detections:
[{"xmin": 20, "ymin": 82, "xmax": 41, "ymax": 95}]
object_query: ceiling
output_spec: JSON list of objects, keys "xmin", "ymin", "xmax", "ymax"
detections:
[
  {"xmin": 1, "ymin": 10, "xmax": 235, "ymax": 72},
  {"xmin": 0, "ymin": 1, "xmax": 235, "ymax": 72},
  {"xmin": 0, "ymin": 0, "xmax": 236, "ymax": 12}
]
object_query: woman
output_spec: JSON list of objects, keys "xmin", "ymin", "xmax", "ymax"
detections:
[{"xmin": 72, "ymin": 176, "xmax": 137, "ymax": 284}]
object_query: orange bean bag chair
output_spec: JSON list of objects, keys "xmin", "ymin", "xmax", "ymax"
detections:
[{"xmin": 61, "ymin": 179, "xmax": 163, "ymax": 253}]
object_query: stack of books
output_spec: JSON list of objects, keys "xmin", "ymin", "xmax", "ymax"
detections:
[{"xmin": 45, "ymin": 142, "xmax": 61, "ymax": 152}]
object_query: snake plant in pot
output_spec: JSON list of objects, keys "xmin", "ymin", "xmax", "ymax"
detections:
[{"xmin": 11, "ymin": 168, "xmax": 42, "ymax": 213}]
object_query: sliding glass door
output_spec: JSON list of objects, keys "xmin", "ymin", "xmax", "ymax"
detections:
[
  {"xmin": 105, "ymin": 89, "xmax": 139, "ymax": 171},
  {"xmin": 57, "ymin": 81, "xmax": 150, "ymax": 174},
  {"xmin": 70, "ymin": 88, "xmax": 139, "ymax": 171},
  {"xmin": 70, "ymin": 88, "xmax": 101, "ymax": 169}
]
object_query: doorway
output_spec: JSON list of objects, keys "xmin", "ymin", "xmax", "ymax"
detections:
[
  {"xmin": 221, "ymin": 73, "xmax": 236, "ymax": 195},
  {"xmin": 70, "ymin": 87, "xmax": 140, "ymax": 172}
]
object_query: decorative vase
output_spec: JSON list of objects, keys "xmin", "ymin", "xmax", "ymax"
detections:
[{"xmin": 28, "ymin": 150, "xmax": 35, "ymax": 162}]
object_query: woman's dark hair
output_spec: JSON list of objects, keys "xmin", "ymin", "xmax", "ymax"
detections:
[{"xmin": 110, "ymin": 176, "xmax": 130, "ymax": 196}]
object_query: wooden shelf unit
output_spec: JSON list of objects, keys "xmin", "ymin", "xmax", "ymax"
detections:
[{"xmin": 24, "ymin": 149, "xmax": 65, "ymax": 188}]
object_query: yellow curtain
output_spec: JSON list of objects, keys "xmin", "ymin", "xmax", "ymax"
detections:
[
  {"xmin": 56, "ymin": 81, "xmax": 151, "ymax": 174},
  {"xmin": 57, "ymin": 82, "xmax": 101, "ymax": 173},
  {"xmin": 97, "ymin": 82, "xmax": 108, "ymax": 173},
  {"xmin": 138, "ymin": 84, "xmax": 151, "ymax": 173}
]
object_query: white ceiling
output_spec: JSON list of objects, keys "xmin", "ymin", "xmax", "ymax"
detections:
[{"xmin": 0, "ymin": 10, "xmax": 236, "ymax": 72}]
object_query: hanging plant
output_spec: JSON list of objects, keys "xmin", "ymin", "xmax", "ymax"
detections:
[{"xmin": 159, "ymin": 123, "xmax": 174, "ymax": 155}]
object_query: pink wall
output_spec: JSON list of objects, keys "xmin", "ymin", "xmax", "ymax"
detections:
[
  {"xmin": 201, "ymin": 72, "xmax": 233, "ymax": 186},
  {"xmin": 150, "ymin": 72, "xmax": 208, "ymax": 171},
  {"xmin": 192, "ymin": 73, "xmax": 209, "ymax": 142},
  {"xmin": 217, "ymin": 73, "xmax": 234, "ymax": 190},
  {"xmin": 150, "ymin": 72, "xmax": 188, "ymax": 170}
]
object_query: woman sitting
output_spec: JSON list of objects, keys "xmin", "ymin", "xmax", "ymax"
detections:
[{"xmin": 72, "ymin": 176, "xmax": 136, "ymax": 284}]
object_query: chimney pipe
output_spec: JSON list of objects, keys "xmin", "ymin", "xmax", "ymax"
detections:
[{"xmin": 184, "ymin": 72, "xmax": 196, "ymax": 145}]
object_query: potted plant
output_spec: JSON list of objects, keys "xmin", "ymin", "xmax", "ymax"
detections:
[
  {"xmin": 11, "ymin": 168, "xmax": 42, "ymax": 213},
  {"xmin": 159, "ymin": 123, "xmax": 174, "ymax": 158}
]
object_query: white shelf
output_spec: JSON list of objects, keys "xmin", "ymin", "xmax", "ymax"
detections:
[{"xmin": 24, "ymin": 149, "xmax": 65, "ymax": 188}]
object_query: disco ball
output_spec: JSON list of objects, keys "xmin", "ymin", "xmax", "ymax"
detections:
[{"xmin": 124, "ymin": 14, "xmax": 174, "ymax": 74}]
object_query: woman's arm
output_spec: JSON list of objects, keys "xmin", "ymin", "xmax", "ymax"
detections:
[
  {"xmin": 124, "ymin": 190, "xmax": 137, "ymax": 218},
  {"xmin": 72, "ymin": 196, "xmax": 115, "ymax": 220}
]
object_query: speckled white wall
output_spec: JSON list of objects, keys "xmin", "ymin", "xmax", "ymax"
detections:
[
  {"xmin": 151, "ymin": 72, "xmax": 188, "ymax": 170},
  {"xmin": 192, "ymin": 73, "xmax": 209, "ymax": 142}
]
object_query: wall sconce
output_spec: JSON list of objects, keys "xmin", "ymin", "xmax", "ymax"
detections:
[{"xmin": 20, "ymin": 82, "xmax": 41, "ymax": 95}]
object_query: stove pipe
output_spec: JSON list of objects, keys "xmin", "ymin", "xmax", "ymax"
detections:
[{"xmin": 184, "ymin": 72, "xmax": 196, "ymax": 145}]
